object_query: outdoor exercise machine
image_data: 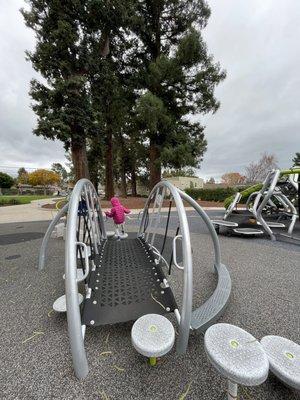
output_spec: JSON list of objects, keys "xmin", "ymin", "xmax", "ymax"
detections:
[
  {"xmin": 211, "ymin": 168, "xmax": 300, "ymax": 241},
  {"xmin": 39, "ymin": 179, "xmax": 231, "ymax": 379},
  {"xmin": 255, "ymin": 168, "xmax": 300, "ymax": 242}
]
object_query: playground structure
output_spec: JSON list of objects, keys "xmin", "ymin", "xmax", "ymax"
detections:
[
  {"xmin": 39, "ymin": 179, "xmax": 231, "ymax": 379},
  {"xmin": 212, "ymin": 167, "xmax": 300, "ymax": 242}
]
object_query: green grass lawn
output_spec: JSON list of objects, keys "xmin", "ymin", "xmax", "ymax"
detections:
[{"xmin": 0, "ymin": 195, "xmax": 53, "ymax": 206}]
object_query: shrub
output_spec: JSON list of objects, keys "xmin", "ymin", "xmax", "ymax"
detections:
[
  {"xmin": 0, "ymin": 172, "xmax": 14, "ymax": 189},
  {"xmin": 0, "ymin": 198, "xmax": 21, "ymax": 206},
  {"xmin": 1, "ymin": 188, "xmax": 19, "ymax": 195},
  {"xmin": 185, "ymin": 187, "xmax": 236, "ymax": 202}
]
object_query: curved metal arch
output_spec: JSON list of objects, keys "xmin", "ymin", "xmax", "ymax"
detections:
[
  {"xmin": 38, "ymin": 203, "xmax": 69, "ymax": 271},
  {"xmin": 138, "ymin": 180, "xmax": 193, "ymax": 355},
  {"xmin": 178, "ymin": 189, "xmax": 221, "ymax": 269},
  {"xmin": 65, "ymin": 179, "xmax": 106, "ymax": 379}
]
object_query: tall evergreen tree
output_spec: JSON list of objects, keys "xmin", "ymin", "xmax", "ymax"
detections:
[
  {"xmin": 22, "ymin": 1, "xmax": 94, "ymax": 181},
  {"xmin": 131, "ymin": 0, "xmax": 226, "ymax": 188},
  {"xmin": 292, "ymin": 152, "xmax": 300, "ymax": 166},
  {"xmin": 86, "ymin": 0, "xmax": 136, "ymax": 198}
]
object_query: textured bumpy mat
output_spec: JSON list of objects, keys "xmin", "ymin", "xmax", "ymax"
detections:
[{"xmin": 82, "ymin": 238, "xmax": 177, "ymax": 326}]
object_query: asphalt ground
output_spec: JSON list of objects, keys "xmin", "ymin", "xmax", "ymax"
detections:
[{"xmin": 0, "ymin": 212, "xmax": 299, "ymax": 400}]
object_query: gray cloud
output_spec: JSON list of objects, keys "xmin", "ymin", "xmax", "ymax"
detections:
[
  {"xmin": 0, "ymin": 0, "xmax": 65, "ymax": 176},
  {"xmin": 0, "ymin": 1, "xmax": 299, "ymax": 179},
  {"xmin": 198, "ymin": 0, "xmax": 300, "ymax": 180}
]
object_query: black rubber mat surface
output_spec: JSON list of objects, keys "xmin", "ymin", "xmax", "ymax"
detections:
[{"xmin": 82, "ymin": 238, "xmax": 177, "ymax": 326}]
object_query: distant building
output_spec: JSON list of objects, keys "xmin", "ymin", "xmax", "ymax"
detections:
[{"xmin": 166, "ymin": 176, "xmax": 204, "ymax": 190}]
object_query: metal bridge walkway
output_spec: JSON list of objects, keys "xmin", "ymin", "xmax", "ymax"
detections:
[{"xmin": 82, "ymin": 238, "xmax": 177, "ymax": 326}]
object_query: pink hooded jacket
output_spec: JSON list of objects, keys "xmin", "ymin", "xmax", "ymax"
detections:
[{"xmin": 105, "ymin": 197, "xmax": 131, "ymax": 224}]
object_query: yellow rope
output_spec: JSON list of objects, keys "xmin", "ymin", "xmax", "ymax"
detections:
[
  {"xmin": 22, "ymin": 331, "xmax": 44, "ymax": 344},
  {"xmin": 100, "ymin": 351, "xmax": 112, "ymax": 357},
  {"xmin": 179, "ymin": 382, "xmax": 192, "ymax": 400},
  {"xmin": 150, "ymin": 291, "xmax": 166, "ymax": 310}
]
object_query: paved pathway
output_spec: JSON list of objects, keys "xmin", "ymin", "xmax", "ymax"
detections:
[
  {"xmin": 0, "ymin": 198, "xmax": 224, "ymax": 224},
  {"xmin": 0, "ymin": 198, "xmax": 60, "ymax": 224}
]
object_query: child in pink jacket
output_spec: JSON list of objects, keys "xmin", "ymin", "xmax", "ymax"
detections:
[{"xmin": 105, "ymin": 197, "xmax": 131, "ymax": 239}]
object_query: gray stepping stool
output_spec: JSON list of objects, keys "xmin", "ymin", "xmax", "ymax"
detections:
[
  {"xmin": 204, "ymin": 323, "xmax": 269, "ymax": 399},
  {"xmin": 131, "ymin": 314, "xmax": 175, "ymax": 366},
  {"xmin": 261, "ymin": 335, "xmax": 300, "ymax": 390}
]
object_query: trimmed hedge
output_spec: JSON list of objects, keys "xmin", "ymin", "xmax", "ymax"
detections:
[
  {"xmin": 0, "ymin": 198, "xmax": 21, "ymax": 206},
  {"xmin": 185, "ymin": 187, "xmax": 236, "ymax": 202}
]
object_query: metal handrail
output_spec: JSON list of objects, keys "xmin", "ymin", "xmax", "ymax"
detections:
[
  {"xmin": 75, "ymin": 241, "xmax": 90, "ymax": 282},
  {"xmin": 173, "ymin": 235, "xmax": 184, "ymax": 270},
  {"xmin": 138, "ymin": 180, "xmax": 193, "ymax": 355},
  {"xmin": 65, "ymin": 179, "xmax": 106, "ymax": 379}
]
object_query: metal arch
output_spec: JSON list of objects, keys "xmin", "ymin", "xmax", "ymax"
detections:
[
  {"xmin": 65, "ymin": 179, "xmax": 106, "ymax": 380},
  {"xmin": 38, "ymin": 203, "xmax": 69, "ymax": 271},
  {"xmin": 138, "ymin": 181, "xmax": 193, "ymax": 355},
  {"xmin": 255, "ymin": 170, "xmax": 281, "ymax": 240},
  {"xmin": 178, "ymin": 189, "xmax": 221, "ymax": 269}
]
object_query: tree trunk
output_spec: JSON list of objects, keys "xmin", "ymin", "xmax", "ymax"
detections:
[
  {"xmin": 131, "ymin": 163, "xmax": 137, "ymax": 197},
  {"xmin": 105, "ymin": 128, "xmax": 114, "ymax": 199},
  {"xmin": 90, "ymin": 173, "xmax": 99, "ymax": 194},
  {"xmin": 149, "ymin": 139, "xmax": 161, "ymax": 189},
  {"xmin": 120, "ymin": 167, "xmax": 127, "ymax": 198},
  {"xmin": 71, "ymin": 137, "xmax": 90, "ymax": 182}
]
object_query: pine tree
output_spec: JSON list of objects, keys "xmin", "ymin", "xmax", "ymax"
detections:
[
  {"xmin": 86, "ymin": 0, "xmax": 137, "ymax": 198},
  {"xmin": 292, "ymin": 152, "xmax": 300, "ymax": 166},
  {"xmin": 21, "ymin": 1, "xmax": 94, "ymax": 181},
  {"xmin": 131, "ymin": 0, "xmax": 226, "ymax": 188}
]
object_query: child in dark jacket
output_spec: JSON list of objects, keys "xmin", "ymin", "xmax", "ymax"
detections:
[{"xmin": 105, "ymin": 197, "xmax": 131, "ymax": 239}]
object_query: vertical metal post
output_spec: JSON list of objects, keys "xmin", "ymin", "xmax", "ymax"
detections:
[
  {"xmin": 84, "ymin": 185, "xmax": 99, "ymax": 254},
  {"xmin": 151, "ymin": 186, "xmax": 166, "ymax": 246},
  {"xmin": 227, "ymin": 380, "xmax": 238, "ymax": 400},
  {"xmin": 255, "ymin": 170, "xmax": 281, "ymax": 240},
  {"xmin": 88, "ymin": 186, "xmax": 101, "ymax": 245},
  {"xmin": 145, "ymin": 188, "xmax": 160, "ymax": 242},
  {"xmin": 38, "ymin": 204, "xmax": 68, "ymax": 270}
]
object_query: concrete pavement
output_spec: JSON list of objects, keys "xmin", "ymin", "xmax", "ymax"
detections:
[{"xmin": 0, "ymin": 197, "xmax": 224, "ymax": 224}]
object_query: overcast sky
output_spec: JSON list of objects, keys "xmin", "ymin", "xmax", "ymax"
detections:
[{"xmin": 0, "ymin": 0, "xmax": 299, "ymax": 180}]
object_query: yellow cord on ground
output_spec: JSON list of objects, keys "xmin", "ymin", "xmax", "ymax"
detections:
[
  {"xmin": 179, "ymin": 382, "xmax": 192, "ymax": 400},
  {"xmin": 22, "ymin": 331, "xmax": 44, "ymax": 344},
  {"xmin": 113, "ymin": 365, "xmax": 125, "ymax": 372},
  {"xmin": 100, "ymin": 351, "xmax": 112, "ymax": 357},
  {"xmin": 150, "ymin": 291, "xmax": 166, "ymax": 310}
]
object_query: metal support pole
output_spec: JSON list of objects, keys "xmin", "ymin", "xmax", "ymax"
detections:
[
  {"xmin": 38, "ymin": 204, "xmax": 68, "ymax": 270},
  {"xmin": 84, "ymin": 185, "xmax": 98, "ymax": 254},
  {"xmin": 227, "ymin": 380, "xmax": 238, "ymax": 400}
]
